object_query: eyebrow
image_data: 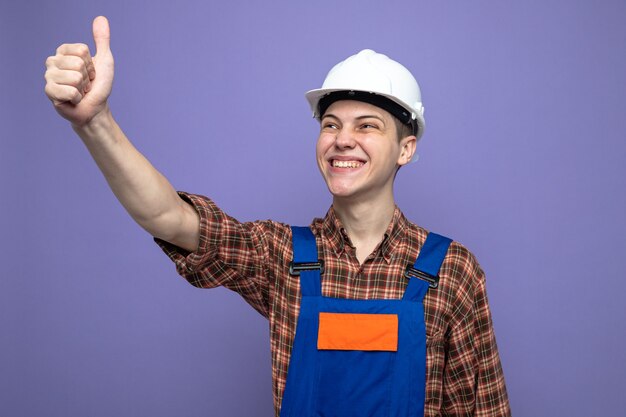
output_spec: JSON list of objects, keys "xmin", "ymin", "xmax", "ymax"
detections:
[{"xmin": 322, "ymin": 113, "xmax": 387, "ymax": 125}]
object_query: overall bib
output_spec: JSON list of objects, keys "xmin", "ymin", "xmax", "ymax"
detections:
[{"xmin": 280, "ymin": 227, "xmax": 451, "ymax": 417}]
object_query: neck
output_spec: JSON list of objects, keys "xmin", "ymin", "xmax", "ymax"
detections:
[{"xmin": 332, "ymin": 191, "xmax": 397, "ymax": 263}]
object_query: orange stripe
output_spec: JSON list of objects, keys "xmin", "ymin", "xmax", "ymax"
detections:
[{"xmin": 317, "ymin": 312, "xmax": 398, "ymax": 351}]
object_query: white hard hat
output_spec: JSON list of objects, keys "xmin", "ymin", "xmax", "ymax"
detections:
[{"xmin": 305, "ymin": 49, "xmax": 425, "ymax": 162}]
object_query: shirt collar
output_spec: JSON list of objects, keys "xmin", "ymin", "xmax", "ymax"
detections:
[
  {"xmin": 382, "ymin": 208, "xmax": 410, "ymax": 262},
  {"xmin": 321, "ymin": 206, "xmax": 347, "ymax": 258},
  {"xmin": 322, "ymin": 205, "xmax": 409, "ymax": 263}
]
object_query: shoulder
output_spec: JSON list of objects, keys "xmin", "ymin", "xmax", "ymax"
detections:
[
  {"xmin": 443, "ymin": 240, "xmax": 484, "ymax": 282},
  {"xmin": 402, "ymin": 214, "xmax": 482, "ymax": 285},
  {"xmin": 403, "ymin": 216, "xmax": 485, "ymax": 323},
  {"xmin": 403, "ymin": 219, "xmax": 484, "ymax": 289},
  {"xmin": 439, "ymin": 239, "xmax": 486, "ymax": 326}
]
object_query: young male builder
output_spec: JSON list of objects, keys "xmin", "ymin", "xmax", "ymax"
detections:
[{"xmin": 44, "ymin": 16, "xmax": 511, "ymax": 417}]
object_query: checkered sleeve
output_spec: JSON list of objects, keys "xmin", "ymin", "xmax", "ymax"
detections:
[
  {"xmin": 441, "ymin": 244, "xmax": 511, "ymax": 416},
  {"xmin": 155, "ymin": 191, "xmax": 287, "ymax": 318},
  {"xmin": 471, "ymin": 262, "xmax": 511, "ymax": 416}
]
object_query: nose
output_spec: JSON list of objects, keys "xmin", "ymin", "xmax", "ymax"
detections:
[{"xmin": 334, "ymin": 127, "xmax": 356, "ymax": 150}]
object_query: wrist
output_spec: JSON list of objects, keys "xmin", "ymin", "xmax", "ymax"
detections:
[{"xmin": 72, "ymin": 105, "xmax": 115, "ymax": 138}]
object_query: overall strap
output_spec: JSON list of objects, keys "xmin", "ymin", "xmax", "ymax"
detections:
[
  {"xmin": 403, "ymin": 232, "xmax": 452, "ymax": 301},
  {"xmin": 290, "ymin": 226, "xmax": 322, "ymax": 297}
]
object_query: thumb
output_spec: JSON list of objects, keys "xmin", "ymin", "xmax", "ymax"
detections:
[{"xmin": 92, "ymin": 16, "xmax": 111, "ymax": 54}]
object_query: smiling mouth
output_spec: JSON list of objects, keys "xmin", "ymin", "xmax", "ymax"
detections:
[{"xmin": 331, "ymin": 160, "xmax": 365, "ymax": 168}]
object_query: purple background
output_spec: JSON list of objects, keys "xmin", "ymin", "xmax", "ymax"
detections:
[{"xmin": 2, "ymin": 1, "xmax": 625, "ymax": 416}]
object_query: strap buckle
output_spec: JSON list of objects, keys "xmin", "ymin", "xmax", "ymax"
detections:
[
  {"xmin": 289, "ymin": 261, "xmax": 324, "ymax": 276},
  {"xmin": 404, "ymin": 265, "xmax": 440, "ymax": 289}
]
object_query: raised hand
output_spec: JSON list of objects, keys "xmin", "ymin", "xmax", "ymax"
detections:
[{"xmin": 44, "ymin": 16, "xmax": 114, "ymax": 127}]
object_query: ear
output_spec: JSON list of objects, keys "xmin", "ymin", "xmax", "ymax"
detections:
[{"xmin": 397, "ymin": 135, "xmax": 417, "ymax": 166}]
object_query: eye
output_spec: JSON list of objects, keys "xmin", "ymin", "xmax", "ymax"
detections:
[
  {"xmin": 322, "ymin": 122, "xmax": 338, "ymax": 130},
  {"xmin": 360, "ymin": 123, "xmax": 378, "ymax": 130}
]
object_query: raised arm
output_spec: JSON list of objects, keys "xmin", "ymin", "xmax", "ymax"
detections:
[{"xmin": 44, "ymin": 16, "xmax": 199, "ymax": 251}]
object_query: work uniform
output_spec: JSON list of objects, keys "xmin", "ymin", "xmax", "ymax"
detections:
[
  {"xmin": 156, "ymin": 192, "xmax": 511, "ymax": 416},
  {"xmin": 280, "ymin": 226, "xmax": 451, "ymax": 416}
]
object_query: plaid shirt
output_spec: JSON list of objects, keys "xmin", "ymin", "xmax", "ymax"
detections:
[{"xmin": 156, "ymin": 192, "xmax": 511, "ymax": 417}]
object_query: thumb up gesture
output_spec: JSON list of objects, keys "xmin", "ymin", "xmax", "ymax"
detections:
[{"xmin": 45, "ymin": 16, "xmax": 114, "ymax": 127}]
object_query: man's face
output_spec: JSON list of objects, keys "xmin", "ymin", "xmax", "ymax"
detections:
[{"xmin": 316, "ymin": 100, "xmax": 416, "ymax": 203}]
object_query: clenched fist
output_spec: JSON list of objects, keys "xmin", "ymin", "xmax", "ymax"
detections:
[{"xmin": 44, "ymin": 16, "xmax": 114, "ymax": 127}]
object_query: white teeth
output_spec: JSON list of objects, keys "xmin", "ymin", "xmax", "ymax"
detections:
[{"xmin": 332, "ymin": 160, "xmax": 364, "ymax": 168}]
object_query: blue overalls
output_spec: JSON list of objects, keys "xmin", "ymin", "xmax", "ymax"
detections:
[{"xmin": 280, "ymin": 226, "xmax": 452, "ymax": 417}]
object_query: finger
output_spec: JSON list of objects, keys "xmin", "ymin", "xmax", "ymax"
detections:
[
  {"xmin": 56, "ymin": 43, "xmax": 95, "ymax": 81},
  {"xmin": 45, "ymin": 68, "xmax": 90, "ymax": 93},
  {"xmin": 50, "ymin": 55, "xmax": 90, "ymax": 83},
  {"xmin": 45, "ymin": 83, "xmax": 83, "ymax": 105},
  {"xmin": 92, "ymin": 16, "xmax": 110, "ymax": 55}
]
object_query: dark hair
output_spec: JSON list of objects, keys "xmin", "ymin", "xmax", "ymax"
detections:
[{"xmin": 393, "ymin": 117, "xmax": 414, "ymax": 142}]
